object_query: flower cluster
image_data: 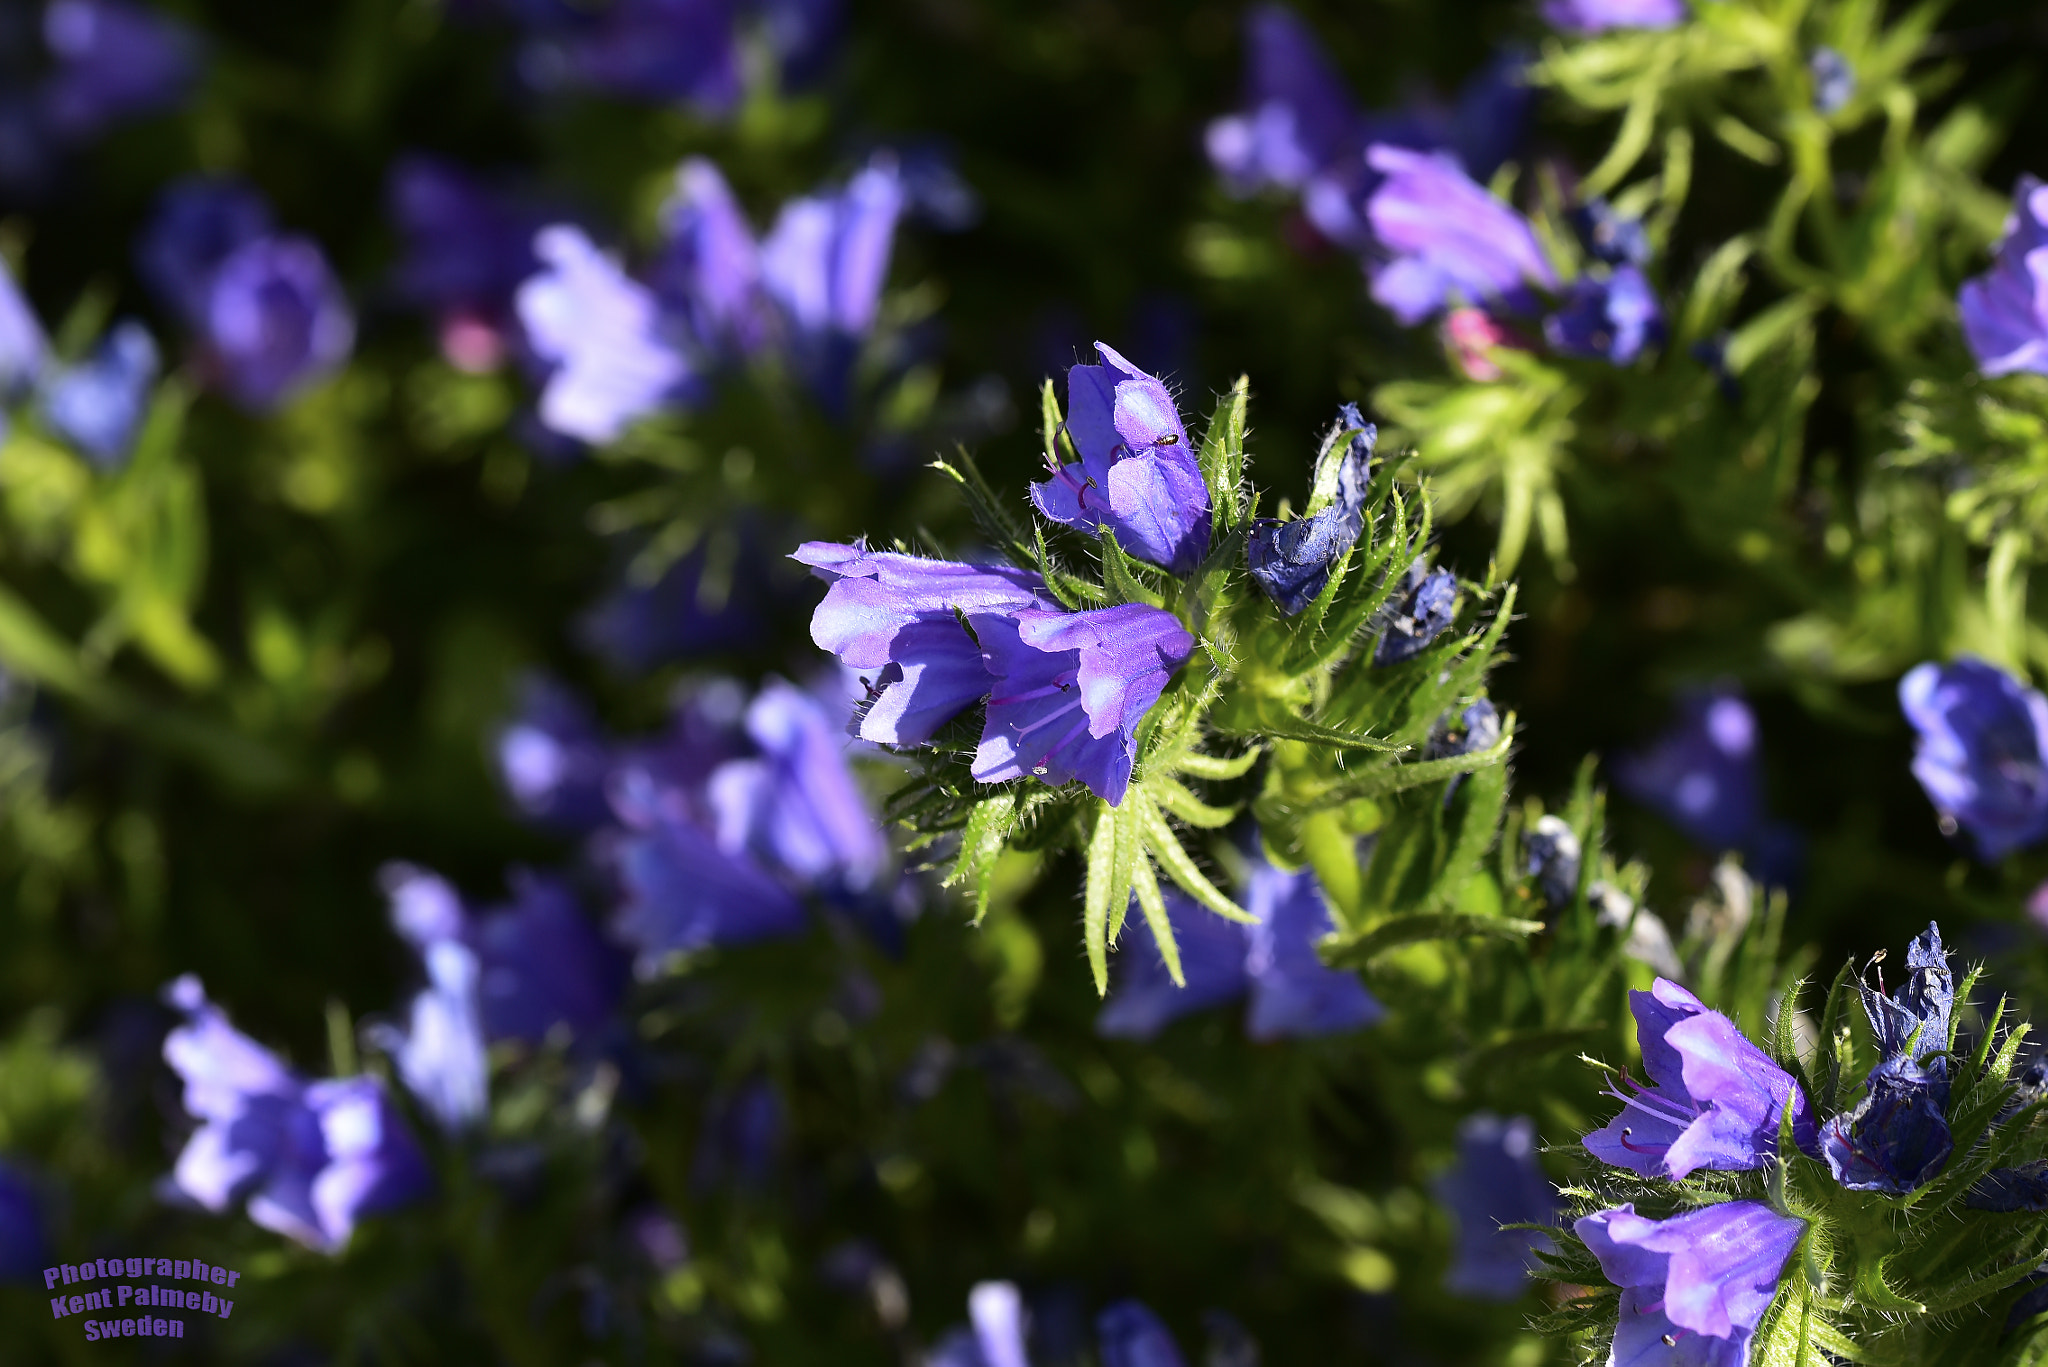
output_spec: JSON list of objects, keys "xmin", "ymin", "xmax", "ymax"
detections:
[{"xmin": 0, "ymin": 258, "xmax": 157, "ymax": 467}]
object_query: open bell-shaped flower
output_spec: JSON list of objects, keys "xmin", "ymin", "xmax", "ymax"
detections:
[{"xmin": 1576, "ymin": 1200, "xmax": 1804, "ymax": 1367}]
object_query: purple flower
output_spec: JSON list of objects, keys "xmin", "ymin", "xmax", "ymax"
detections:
[
  {"xmin": 162, "ymin": 976, "xmax": 430, "ymax": 1253},
  {"xmin": 0, "ymin": 257, "xmax": 47, "ymax": 398},
  {"xmin": 1097, "ymin": 1300, "xmax": 1187, "ymax": 1367},
  {"xmin": 706, "ymin": 678, "xmax": 886, "ymax": 892},
  {"xmin": 1246, "ymin": 406, "xmax": 1374, "ymax": 614},
  {"xmin": 1523, "ymin": 815, "xmax": 1582, "ymax": 908},
  {"xmin": 793, "ymin": 540, "xmax": 1043, "ymax": 746},
  {"xmin": 1899, "ymin": 658, "xmax": 2048, "ymax": 860},
  {"xmin": 1430, "ymin": 697, "xmax": 1502, "ymax": 761},
  {"xmin": 1031, "ymin": 341, "xmax": 1212, "ymax": 574},
  {"xmin": 494, "ymin": 675, "xmax": 615, "ymax": 833},
  {"xmin": 137, "ymin": 179, "xmax": 272, "ymax": 329},
  {"xmin": 1960, "ymin": 178, "xmax": 2048, "ymax": 377},
  {"xmin": 1544, "ymin": 264, "xmax": 1664, "ymax": 364},
  {"xmin": 758, "ymin": 160, "xmax": 904, "ymax": 404},
  {"xmin": 1243, "ymin": 856, "xmax": 1382, "ymax": 1039},
  {"xmin": 0, "ymin": 1160, "xmax": 47, "ymax": 1282},
  {"xmin": 516, "ymin": 224, "xmax": 693, "ymax": 443},
  {"xmin": 39, "ymin": 0, "xmax": 199, "ymax": 141},
  {"xmin": 1822, "ymin": 924, "xmax": 1955, "ymax": 1194},
  {"xmin": 205, "ymin": 236, "xmax": 356, "ymax": 410},
  {"xmin": 970, "ymin": 604, "xmax": 1195, "ymax": 807},
  {"xmin": 609, "ymin": 790, "xmax": 808, "ymax": 973},
  {"xmin": 1612, "ymin": 688, "xmax": 1763, "ymax": 852},
  {"xmin": 1373, "ymin": 561, "xmax": 1459, "ymax": 664},
  {"xmin": 758, "ymin": 0, "xmax": 843, "ymax": 88},
  {"xmin": 469, "ymin": 872, "xmax": 629, "ymax": 1046},
  {"xmin": 1810, "ymin": 47, "xmax": 1855, "ymax": 114},
  {"xmin": 38, "ymin": 319, "xmax": 157, "ymax": 468},
  {"xmin": 1543, "ymin": 0, "xmax": 1689, "ymax": 34},
  {"xmin": 1575, "ymin": 1201, "xmax": 1804, "ymax": 1367},
  {"xmin": 1096, "ymin": 886, "xmax": 1251, "ymax": 1040},
  {"xmin": 1572, "ymin": 198, "xmax": 1652, "ymax": 267},
  {"xmin": 653, "ymin": 157, "xmax": 765, "ymax": 358},
  {"xmin": 932, "ymin": 1281, "xmax": 1032, "ymax": 1367},
  {"xmin": 1364, "ymin": 145, "xmax": 1558, "ymax": 326},
  {"xmin": 1204, "ymin": 4, "xmax": 1361, "ymax": 196},
  {"xmin": 386, "ymin": 156, "xmax": 545, "ymax": 335},
  {"xmin": 1583, "ymin": 977, "xmax": 1816, "ymax": 1179},
  {"xmin": 535, "ymin": 0, "xmax": 742, "ymax": 111},
  {"xmin": 374, "ymin": 869, "xmax": 488, "ymax": 1131},
  {"xmin": 1968, "ymin": 1159, "xmax": 2048, "ymax": 1212},
  {"xmin": 1434, "ymin": 1113, "xmax": 1558, "ymax": 1301}
]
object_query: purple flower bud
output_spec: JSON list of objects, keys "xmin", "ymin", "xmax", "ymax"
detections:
[
  {"xmin": 1429, "ymin": 698, "xmax": 1502, "ymax": 760},
  {"xmin": 1246, "ymin": 408, "xmax": 1374, "ymax": 614},
  {"xmin": 1571, "ymin": 197, "xmax": 1652, "ymax": 267},
  {"xmin": 1243, "ymin": 856, "xmax": 1381, "ymax": 1039},
  {"xmin": 1583, "ymin": 977, "xmax": 1816, "ymax": 1179},
  {"xmin": 469, "ymin": 872, "xmax": 628, "ymax": 1046},
  {"xmin": 38, "ymin": 319, "xmax": 157, "ymax": 467},
  {"xmin": 376, "ymin": 932, "xmax": 487, "ymax": 1132},
  {"xmin": 137, "ymin": 178, "xmax": 272, "ymax": 329},
  {"xmin": 0, "ymin": 1160, "xmax": 48, "ymax": 1282},
  {"xmin": 1523, "ymin": 814, "xmax": 1581, "ymax": 908},
  {"xmin": 1542, "ymin": 0, "xmax": 1688, "ymax": 34},
  {"xmin": 970, "ymin": 603, "xmax": 1195, "ymax": 807},
  {"xmin": 932, "ymin": 1281, "xmax": 1032, "ymax": 1367},
  {"xmin": 517, "ymin": 224, "xmax": 692, "ymax": 443},
  {"xmin": 1372, "ymin": 562, "xmax": 1458, "ymax": 664},
  {"xmin": 494, "ymin": 675, "xmax": 615, "ymax": 833},
  {"xmin": 792, "ymin": 540, "xmax": 1043, "ymax": 746},
  {"xmin": 1097, "ymin": 1300, "xmax": 1186, "ymax": 1367},
  {"xmin": 0, "ymin": 257, "xmax": 47, "ymax": 398},
  {"xmin": 1612, "ymin": 687, "xmax": 1763, "ymax": 852},
  {"xmin": 759, "ymin": 160, "xmax": 904, "ymax": 403},
  {"xmin": 1575, "ymin": 1201, "xmax": 1804, "ymax": 1365},
  {"xmin": 1823, "ymin": 924, "xmax": 1955, "ymax": 1193},
  {"xmin": 1365, "ymin": 145, "xmax": 1557, "ymax": 326},
  {"xmin": 1096, "ymin": 886, "xmax": 1251, "ymax": 1040},
  {"xmin": 1031, "ymin": 341, "xmax": 1212, "ymax": 574},
  {"xmin": 1960, "ymin": 178, "xmax": 2048, "ymax": 378},
  {"xmin": 1544, "ymin": 264, "xmax": 1665, "ymax": 364},
  {"xmin": 706, "ymin": 678, "xmax": 885, "ymax": 891},
  {"xmin": 1968, "ymin": 1159, "xmax": 2048, "ymax": 1213},
  {"xmin": 653, "ymin": 157, "xmax": 765, "ymax": 358},
  {"xmin": 205, "ymin": 235, "xmax": 356, "ymax": 410},
  {"xmin": 1434, "ymin": 1113, "xmax": 1558, "ymax": 1300},
  {"xmin": 1204, "ymin": 5, "xmax": 1361, "ymax": 196},
  {"xmin": 1809, "ymin": 46, "xmax": 1855, "ymax": 114},
  {"xmin": 386, "ymin": 156, "xmax": 545, "ymax": 326},
  {"xmin": 39, "ymin": 0, "xmax": 199, "ymax": 142},
  {"xmin": 1900, "ymin": 657, "xmax": 2048, "ymax": 860}
]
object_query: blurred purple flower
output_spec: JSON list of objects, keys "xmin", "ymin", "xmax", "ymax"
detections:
[
  {"xmin": 933, "ymin": 1281, "xmax": 1032, "ymax": 1367},
  {"xmin": 1031, "ymin": 341, "xmax": 1211, "ymax": 574},
  {"xmin": 532, "ymin": 0, "xmax": 742, "ymax": 111},
  {"xmin": 693, "ymin": 1076, "xmax": 783, "ymax": 1189},
  {"xmin": 1373, "ymin": 561, "xmax": 1458, "ymax": 664},
  {"xmin": 386, "ymin": 156, "xmax": 545, "ymax": 363},
  {"xmin": 1434, "ymin": 1112, "xmax": 1557, "ymax": 1300},
  {"xmin": 1096, "ymin": 886, "xmax": 1251, "ymax": 1040},
  {"xmin": 1959, "ymin": 178, "xmax": 2048, "ymax": 378},
  {"xmin": 376, "ymin": 873, "xmax": 488, "ymax": 1132},
  {"xmin": 471, "ymin": 872, "xmax": 630, "ymax": 1045},
  {"xmin": 757, "ymin": 0, "xmax": 843, "ymax": 88},
  {"xmin": 1365, "ymin": 145, "xmax": 1557, "ymax": 325},
  {"xmin": 1576, "ymin": 1201, "xmax": 1803, "ymax": 1367},
  {"xmin": 759, "ymin": 159, "xmax": 903, "ymax": 404},
  {"xmin": 517, "ymin": 225, "xmax": 692, "ymax": 443},
  {"xmin": 609, "ymin": 794, "xmax": 807, "ymax": 973},
  {"xmin": 653, "ymin": 157, "xmax": 765, "ymax": 358},
  {"xmin": 1823, "ymin": 923, "xmax": 1955, "ymax": 1194},
  {"xmin": 162, "ymin": 975, "xmax": 430, "ymax": 1253},
  {"xmin": 1542, "ymin": 0, "xmax": 1688, "ymax": 34},
  {"xmin": 1247, "ymin": 405, "xmax": 1374, "ymax": 614},
  {"xmin": 137, "ymin": 178, "xmax": 273, "ymax": 328},
  {"xmin": 1583, "ymin": 977, "xmax": 1815, "ymax": 1180},
  {"xmin": 1612, "ymin": 687, "xmax": 1762, "ymax": 852},
  {"xmin": 793, "ymin": 540, "xmax": 1043, "ymax": 746},
  {"xmin": 494, "ymin": 675, "xmax": 615, "ymax": 834},
  {"xmin": 38, "ymin": 318, "xmax": 157, "ymax": 467},
  {"xmin": 39, "ymin": 0, "xmax": 198, "ymax": 141},
  {"xmin": 1523, "ymin": 814, "xmax": 1581, "ymax": 908},
  {"xmin": 970, "ymin": 603, "xmax": 1195, "ymax": 807},
  {"xmin": 1243, "ymin": 856, "xmax": 1381, "ymax": 1039},
  {"xmin": 1204, "ymin": 4, "xmax": 1361, "ymax": 197},
  {"xmin": 0, "ymin": 1159, "xmax": 47, "ymax": 1282},
  {"xmin": 707, "ymin": 678, "xmax": 885, "ymax": 891},
  {"xmin": 0, "ymin": 257, "xmax": 47, "ymax": 398},
  {"xmin": 1097, "ymin": 1300, "xmax": 1186, "ymax": 1367},
  {"xmin": 580, "ymin": 533, "xmax": 800, "ymax": 672},
  {"xmin": 1544, "ymin": 264, "xmax": 1664, "ymax": 364},
  {"xmin": 1810, "ymin": 46, "xmax": 1855, "ymax": 114},
  {"xmin": 1572, "ymin": 198, "xmax": 1651, "ymax": 267},
  {"xmin": 203, "ymin": 235, "xmax": 355, "ymax": 410},
  {"xmin": 1899, "ymin": 657, "xmax": 2048, "ymax": 860}
]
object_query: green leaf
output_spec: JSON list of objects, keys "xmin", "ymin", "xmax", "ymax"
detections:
[
  {"xmin": 1322, "ymin": 911, "xmax": 1544, "ymax": 969},
  {"xmin": 1097, "ymin": 526, "xmax": 1164, "ymax": 607},
  {"xmin": 1136, "ymin": 793, "xmax": 1253, "ymax": 923},
  {"xmin": 1130, "ymin": 854, "xmax": 1181, "ymax": 987},
  {"xmin": 945, "ymin": 792, "xmax": 1018, "ymax": 922},
  {"xmin": 1214, "ymin": 713, "xmax": 1405, "ymax": 753},
  {"xmin": 1197, "ymin": 375, "xmax": 1248, "ymax": 532},
  {"xmin": 1082, "ymin": 803, "xmax": 1119, "ymax": 996},
  {"xmin": 1032, "ymin": 519, "xmax": 1109, "ymax": 610},
  {"xmin": 1151, "ymin": 776, "xmax": 1240, "ymax": 829},
  {"xmin": 1301, "ymin": 727, "xmax": 1514, "ymax": 811},
  {"xmin": 933, "ymin": 449, "xmax": 1035, "ymax": 569},
  {"xmin": 1172, "ymin": 746, "xmax": 1261, "ymax": 781}
]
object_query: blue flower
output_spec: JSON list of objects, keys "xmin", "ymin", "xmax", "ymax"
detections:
[
  {"xmin": 162, "ymin": 976, "xmax": 430, "ymax": 1253},
  {"xmin": 204, "ymin": 235, "xmax": 356, "ymax": 410},
  {"xmin": 758, "ymin": 159, "xmax": 904, "ymax": 406},
  {"xmin": 373, "ymin": 867, "xmax": 487, "ymax": 1131},
  {"xmin": 1523, "ymin": 814, "xmax": 1581, "ymax": 908},
  {"xmin": 516, "ymin": 224, "xmax": 693, "ymax": 443},
  {"xmin": 1544, "ymin": 264, "xmax": 1665, "ymax": 364},
  {"xmin": 469, "ymin": 872, "xmax": 630, "ymax": 1047},
  {"xmin": 1572, "ymin": 197, "xmax": 1652, "ymax": 266},
  {"xmin": 1364, "ymin": 145, "xmax": 1558, "ymax": 325},
  {"xmin": 1373, "ymin": 561, "xmax": 1459, "ymax": 664},
  {"xmin": 0, "ymin": 257, "xmax": 47, "ymax": 399},
  {"xmin": 609, "ymin": 779, "xmax": 808, "ymax": 973},
  {"xmin": 1031, "ymin": 341, "xmax": 1212, "ymax": 575},
  {"xmin": 1096, "ymin": 886, "xmax": 1252, "ymax": 1040},
  {"xmin": 38, "ymin": 0, "xmax": 199, "ymax": 142},
  {"xmin": 653, "ymin": 157, "xmax": 766, "ymax": 358},
  {"xmin": 1899, "ymin": 658, "xmax": 2048, "ymax": 860},
  {"xmin": 1822, "ymin": 924, "xmax": 1956, "ymax": 1194},
  {"xmin": 1960, "ymin": 177, "xmax": 2048, "ymax": 378},
  {"xmin": 1203, "ymin": 4, "xmax": 1362, "ymax": 197},
  {"xmin": 1434, "ymin": 1112, "xmax": 1558, "ymax": 1301},
  {"xmin": 1542, "ymin": 0, "xmax": 1688, "ymax": 34},
  {"xmin": 793, "ymin": 540, "xmax": 1044, "ymax": 745},
  {"xmin": 1576, "ymin": 1201, "xmax": 1804, "ymax": 1367},
  {"xmin": 0, "ymin": 1159, "xmax": 47, "ymax": 1282},
  {"xmin": 1809, "ymin": 46, "xmax": 1855, "ymax": 114},
  {"xmin": 494, "ymin": 675, "xmax": 616, "ymax": 834},
  {"xmin": 706, "ymin": 678, "xmax": 886, "ymax": 892},
  {"xmin": 970, "ymin": 603, "xmax": 1195, "ymax": 807},
  {"xmin": 1584, "ymin": 977, "xmax": 1816, "ymax": 1179},
  {"xmin": 38, "ymin": 319, "xmax": 158, "ymax": 468},
  {"xmin": 137, "ymin": 178, "xmax": 273, "ymax": 330},
  {"xmin": 1097, "ymin": 1300, "xmax": 1187, "ymax": 1367},
  {"xmin": 1612, "ymin": 687, "xmax": 1763, "ymax": 853},
  {"xmin": 1242, "ymin": 855, "xmax": 1381, "ymax": 1039},
  {"xmin": 1246, "ymin": 407, "xmax": 1375, "ymax": 615}
]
